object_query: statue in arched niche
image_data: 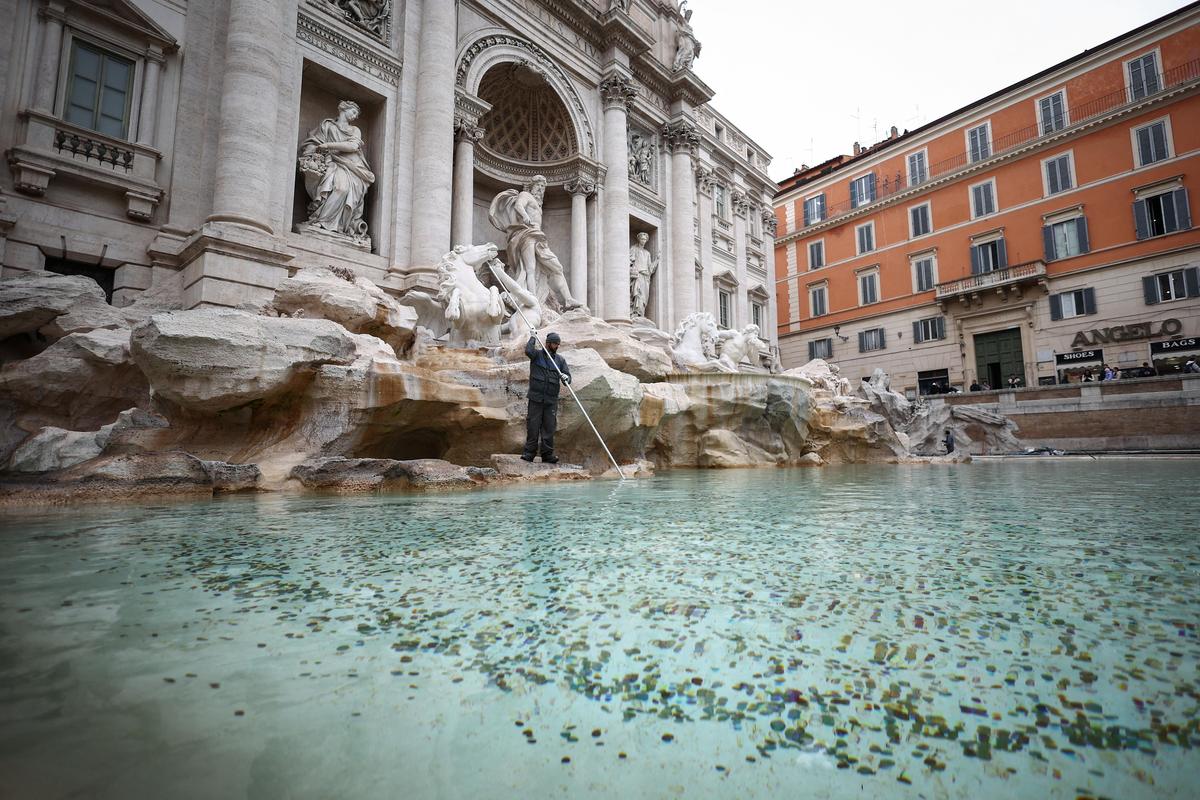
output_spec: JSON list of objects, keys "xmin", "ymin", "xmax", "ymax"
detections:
[{"xmin": 488, "ymin": 175, "xmax": 585, "ymax": 312}]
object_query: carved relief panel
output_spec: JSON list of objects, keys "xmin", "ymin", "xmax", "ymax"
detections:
[{"xmin": 627, "ymin": 126, "xmax": 657, "ymax": 191}]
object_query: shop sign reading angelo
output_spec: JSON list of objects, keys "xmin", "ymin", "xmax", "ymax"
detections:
[{"xmin": 1070, "ymin": 318, "xmax": 1182, "ymax": 348}]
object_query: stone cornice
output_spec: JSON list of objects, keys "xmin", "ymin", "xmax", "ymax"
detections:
[
  {"xmin": 453, "ymin": 87, "xmax": 492, "ymax": 129},
  {"xmin": 598, "ymin": 6, "xmax": 655, "ymax": 56}
]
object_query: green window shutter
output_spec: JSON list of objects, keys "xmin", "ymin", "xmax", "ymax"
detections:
[
  {"xmin": 1133, "ymin": 199, "xmax": 1150, "ymax": 240},
  {"xmin": 1076, "ymin": 217, "xmax": 1090, "ymax": 254},
  {"xmin": 1049, "ymin": 294, "xmax": 1063, "ymax": 321},
  {"xmin": 1082, "ymin": 288, "xmax": 1097, "ymax": 315},
  {"xmin": 912, "ymin": 320, "xmax": 923, "ymax": 343},
  {"xmin": 1142, "ymin": 275, "xmax": 1159, "ymax": 305},
  {"xmin": 1185, "ymin": 267, "xmax": 1200, "ymax": 299},
  {"xmin": 1042, "ymin": 225, "xmax": 1056, "ymax": 261},
  {"xmin": 1173, "ymin": 188, "xmax": 1192, "ymax": 231}
]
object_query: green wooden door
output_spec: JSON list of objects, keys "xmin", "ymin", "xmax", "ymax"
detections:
[{"xmin": 973, "ymin": 328, "xmax": 1024, "ymax": 389}]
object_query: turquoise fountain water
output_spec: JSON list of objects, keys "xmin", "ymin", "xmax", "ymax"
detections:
[{"xmin": 1, "ymin": 461, "xmax": 1197, "ymax": 799}]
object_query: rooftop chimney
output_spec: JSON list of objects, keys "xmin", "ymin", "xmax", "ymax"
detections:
[
  {"xmin": 890, "ymin": 126, "xmax": 899, "ymax": 139},
  {"xmin": 853, "ymin": 142, "xmax": 861, "ymax": 156}
]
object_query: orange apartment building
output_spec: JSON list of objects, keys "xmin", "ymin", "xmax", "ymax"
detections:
[{"xmin": 773, "ymin": 3, "xmax": 1200, "ymax": 395}]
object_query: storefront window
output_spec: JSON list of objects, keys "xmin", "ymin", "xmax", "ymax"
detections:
[
  {"xmin": 1055, "ymin": 349, "xmax": 1103, "ymax": 383},
  {"xmin": 1150, "ymin": 337, "xmax": 1199, "ymax": 374}
]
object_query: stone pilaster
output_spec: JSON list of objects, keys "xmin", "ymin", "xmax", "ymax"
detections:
[
  {"xmin": 732, "ymin": 188, "xmax": 750, "ymax": 327},
  {"xmin": 599, "ymin": 72, "xmax": 637, "ymax": 324},
  {"xmin": 409, "ymin": 0, "xmax": 457, "ymax": 264},
  {"xmin": 694, "ymin": 164, "xmax": 716, "ymax": 317},
  {"xmin": 136, "ymin": 48, "xmax": 164, "ymax": 148},
  {"xmin": 662, "ymin": 119, "xmax": 700, "ymax": 329},
  {"xmin": 564, "ymin": 177, "xmax": 595, "ymax": 308},
  {"xmin": 31, "ymin": 3, "xmax": 66, "ymax": 114}
]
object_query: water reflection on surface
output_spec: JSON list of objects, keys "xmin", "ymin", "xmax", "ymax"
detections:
[{"xmin": 1, "ymin": 461, "xmax": 1198, "ymax": 799}]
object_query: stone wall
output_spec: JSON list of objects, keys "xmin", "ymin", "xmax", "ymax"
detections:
[{"xmin": 932, "ymin": 373, "xmax": 1200, "ymax": 451}]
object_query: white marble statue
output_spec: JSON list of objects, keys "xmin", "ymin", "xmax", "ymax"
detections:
[
  {"xmin": 629, "ymin": 232, "xmax": 658, "ymax": 319},
  {"xmin": 488, "ymin": 175, "xmax": 584, "ymax": 312},
  {"xmin": 672, "ymin": 29, "xmax": 699, "ymax": 71},
  {"xmin": 296, "ymin": 100, "xmax": 375, "ymax": 249},
  {"xmin": 715, "ymin": 324, "xmax": 768, "ymax": 372},
  {"xmin": 785, "ymin": 359, "xmax": 854, "ymax": 398},
  {"xmin": 670, "ymin": 312, "xmax": 731, "ymax": 372},
  {"xmin": 435, "ymin": 243, "xmax": 507, "ymax": 347}
]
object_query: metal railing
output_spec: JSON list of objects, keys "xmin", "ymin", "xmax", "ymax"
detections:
[
  {"xmin": 935, "ymin": 260, "xmax": 1046, "ymax": 299},
  {"xmin": 801, "ymin": 58, "xmax": 1200, "ymax": 227},
  {"xmin": 54, "ymin": 127, "xmax": 135, "ymax": 172}
]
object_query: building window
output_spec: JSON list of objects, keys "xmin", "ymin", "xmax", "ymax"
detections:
[
  {"xmin": 850, "ymin": 174, "xmax": 876, "ymax": 208},
  {"xmin": 967, "ymin": 123, "xmax": 991, "ymax": 163},
  {"xmin": 808, "ymin": 338, "xmax": 833, "ymax": 360},
  {"xmin": 1134, "ymin": 187, "xmax": 1191, "ymax": 239},
  {"xmin": 1038, "ymin": 91, "xmax": 1068, "ymax": 134},
  {"xmin": 858, "ymin": 327, "xmax": 886, "ymax": 352},
  {"xmin": 970, "ymin": 180, "xmax": 997, "ymax": 218},
  {"xmin": 970, "ymin": 238, "xmax": 1007, "ymax": 274},
  {"xmin": 1043, "ymin": 153, "xmax": 1074, "ymax": 195},
  {"xmin": 809, "ymin": 284, "xmax": 828, "ymax": 317},
  {"xmin": 1049, "ymin": 288, "xmax": 1097, "ymax": 320},
  {"xmin": 855, "ymin": 221, "xmax": 875, "ymax": 255},
  {"xmin": 64, "ymin": 40, "xmax": 135, "ymax": 139},
  {"xmin": 913, "ymin": 255, "xmax": 937, "ymax": 292},
  {"xmin": 907, "ymin": 150, "xmax": 928, "ymax": 186},
  {"xmin": 909, "ymin": 203, "xmax": 932, "ymax": 238},
  {"xmin": 751, "ymin": 302, "xmax": 764, "ymax": 329},
  {"xmin": 1127, "ymin": 51, "xmax": 1161, "ymax": 101},
  {"xmin": 858, "ymin": 270, "xmax": 879, "ymax": 305},
  {"xmin": 808, "ymin": 240, "xmax": 825, "ymax": 270},
  {"xmin": 715, "ymin": 185, "xmax": 728, "ymax": 219},
  {"xmin": 717, "ymin": 289, "xmax": 732, "ymax": 327},
  {"xmin": 1143, "ymin": 267, "xmax": 1200, "ymax": 305},
  {"xmin": 1133, "ymin": 120, "xmax": 1171, "ymax": 167},
  {"xmin": 912, "ymin": 316, "xmax": 946, "ymax": 343},
  {"xmin": 1043, "ymin": 216, "xmax": 1089, "ymax": 261},
  {"xmin": 803, "ymin": 194, "xmax": 825, "ymax": 226}
]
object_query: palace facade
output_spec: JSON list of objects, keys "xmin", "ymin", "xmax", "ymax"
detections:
[
  {"xmin": 773, "ymin": 3, "xmax": 1200, "ymax": 392},
  {"xmin": 1, "ymin": 0, "xmax": 777, "ymax": 346}
]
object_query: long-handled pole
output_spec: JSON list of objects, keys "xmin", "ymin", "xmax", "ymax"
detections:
[{"xmin": 486, "ymin": 261, "xmax": 626, "ymax": 480}]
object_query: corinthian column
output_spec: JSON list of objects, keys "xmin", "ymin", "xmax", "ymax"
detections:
[
  {"xmin": 564, "ymin": 177, "xmax": 596, "ymax": 307},
  {"xmin": 663, "ymin": 119, "xmax": 700, "ymax": 328},
  {"xmin": 409, "ymin": 0, "xmax": 457, "ymax": 263},
  {"xmin": 599, "ymin": 73, "xmax": 637, "ymax": 324},
  {"xmin": 207, "ymin": 0, "xmax": 286, "ymax": 233},
  {"xmin": 451, "ymin": 119, "xmax": 483, "ymax": 248}
]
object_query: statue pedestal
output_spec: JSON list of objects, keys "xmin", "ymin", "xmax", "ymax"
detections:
[{"xmin": 293, "ymin": 222, "xmax": 371, "ymax": 253}]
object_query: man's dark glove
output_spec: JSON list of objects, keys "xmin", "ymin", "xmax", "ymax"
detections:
[{"xmin": 560, "ymin": 374, "xmax": 571, "ymax": 385}]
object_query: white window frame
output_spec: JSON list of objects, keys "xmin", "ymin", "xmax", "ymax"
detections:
[
  {"xmin": 803, "ymin": 192, "xmax": 825, "ymax": 226},
  {"xmin": 910, "ymin": 251, "xmax": 938, "ymax": 294},
  {"xmin": 809, "ymin": 337, "xmax": 833, "ymax": 360},
  {"xmin": 751, "ymin": 301, "xmax": 764, "ymax": 329},
  {"xmin": 1035, "ymin": 88, "xmax": 1069, "ymax": 136},
  {"xmin": 908, "ymin": 201, "xmax": 933, "ymax": 239},
  {"xmin": 56, "ymin": 30, "xmax": 146, "ymax": 142},
  {"xmin": 1130, "ymin": 116, "xmax": 1174, "ymax": 168},
  {"xmin": 857, "ymin": 267, "xmax": 880, "ymax": 306},
  {"xmin": 855, "ymin": 220, "xmax": 875, "ymax": 255},
  {"xmin": 965, "ymin": 120, "xmax": 993, "ymax": 163},
  {"xmin": 1124, "ymin": 47, "xmax": 1162, "ymax": 101},
  {"xmin": 906, "ymin": 148, "xmax": 929, "ymax": 186},
  {"xmin": 969, "ymin": 177, "xmax": 998, "ymax": 219},
  {"xmin": 807, "ymin": 238, "xmax": 825, "ymax": 270},
  {"xmin": 717, "ymin": 287, "xmax": 732, "ymax": 328},
  {"xmin": 1151, "ymin": 269, "xmax": 1191, "ymax": 303},
  {"xmin": 1054, "ymin": 288, "xmax": 1091, "ymax": 319},
  {"xmin": 859, "ymin": 327, "xmax": 886, "ymax": 353},
  {"xmin": 808, "ymin": 282, "xmax": 828, "ymax": 318},
  {"xmin": 850, "ymin": 172, "xmax": 875, "ymax": 208},
  {"xmin": 1041, "ymin": 150, "xmax": 1076, "ymax": 197},
  {"xmin": 714, "ymin": 185, "xmax": 729, "ymax": 219},
  {"xmin": 916, "ymin": 316, "xmax": 945, "ymax": 342}
]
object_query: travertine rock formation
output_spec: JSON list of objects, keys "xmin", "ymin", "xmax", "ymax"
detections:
[{"xmin": 0, "ymin": 271, "xmax": 1017, "ymax": 504}]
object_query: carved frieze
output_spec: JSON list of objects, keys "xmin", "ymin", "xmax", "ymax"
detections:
[{"xmin": 296, "ymin": 10, "xmax": 402, "ymax": 85}]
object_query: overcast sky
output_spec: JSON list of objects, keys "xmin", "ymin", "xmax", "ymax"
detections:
[{"xmin": 687, "ymin": 0, "xmax": 1189, "ymax": 182}]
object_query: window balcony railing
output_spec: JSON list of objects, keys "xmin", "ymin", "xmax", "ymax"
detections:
[
  {"xmin": 803, "ymin": 58, "xmax": 1200, "ymax": 228},
  {"xmin": 936, "ymin": 260, "xmax": 1046, "ymax": 300}
]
